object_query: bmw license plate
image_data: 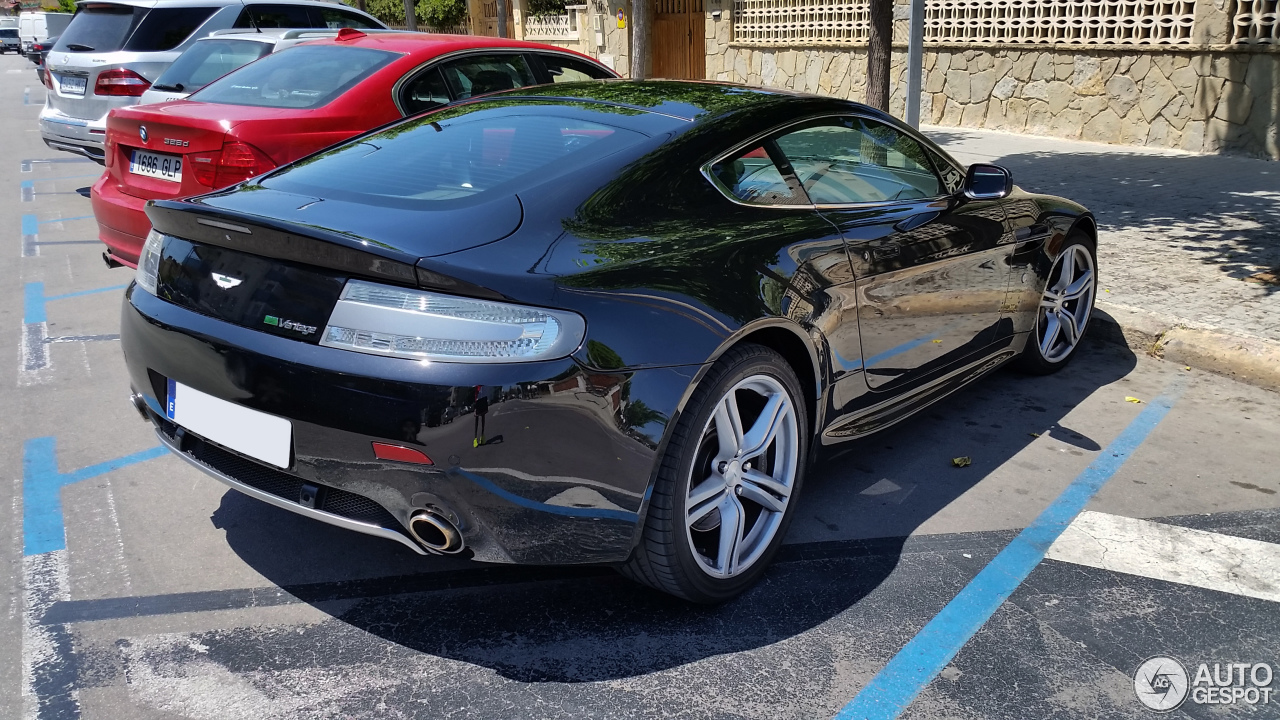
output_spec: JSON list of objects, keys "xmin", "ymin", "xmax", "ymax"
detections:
[
  {"xmin": 130, "ymin": 149, "xmax": 182, "ymax": 182},
  {"xmin": 58, "ymin": 74, "xmax": 86, "ymax": 96},
  {"xmin": 166, "ymin": 380, "xmax": 293, "ymax": 468}
]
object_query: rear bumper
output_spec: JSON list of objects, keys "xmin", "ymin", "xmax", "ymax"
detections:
[
  {"xmin": 91, "ymin": 174, "xmax": 147, "ymax": 268},
  {"xmin": 39, "ymin": 104, "xmax": 107, "ymax": 161},
  {"xmin": 122, "ymin": 286, "xmax": 697, "ymax": 565}
]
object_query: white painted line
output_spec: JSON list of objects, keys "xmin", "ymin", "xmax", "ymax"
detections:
[{"xmin": 1046, "ymin": 511, "xmax": 1280, "ymax": 603}]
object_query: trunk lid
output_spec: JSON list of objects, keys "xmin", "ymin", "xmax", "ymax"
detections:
[{"xmin": 106, "ymin": 103, "xmax": 231, "ymax": 200}]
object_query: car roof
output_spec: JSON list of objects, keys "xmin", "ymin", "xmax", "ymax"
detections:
[
  {"xmin": 300, "ymin": 30, "xmax": 606, "ymax": 60},
  {"xmin": 481, "ymin": 79, "xmax": 857, "ymax": 124},
  {"xmin": 202, "ymin": 28, "xmax": 340, "ymax": 42},
  {"xmin": 74, "ymin": 0, "xmax": 375, "ymax": 8}
]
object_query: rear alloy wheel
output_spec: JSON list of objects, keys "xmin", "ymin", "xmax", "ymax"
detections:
[
  {"xmin": 1018, "ymin": 234, "xmax": 1097, "ymax": 373},
  {"xmin": 621, "ymin": 344, "xmax": 807, "ymax": 603}
]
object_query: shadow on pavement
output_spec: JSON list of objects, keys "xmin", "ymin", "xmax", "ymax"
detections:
[
  {"xmin": 215, "ymin": 335, "xmax": 1136, "ymax": 682},
  {"xmin": 929, "ymin": 130, "xmax": 1280, "ymax": 291}
]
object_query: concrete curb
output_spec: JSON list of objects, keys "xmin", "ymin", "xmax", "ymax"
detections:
[{"xmin": 1091, "ymin": 301, "xmax": 1280, "ymax": 393}]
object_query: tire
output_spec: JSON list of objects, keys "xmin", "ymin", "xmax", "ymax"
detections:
[
  {"xmin": 620, "ymin": 343, "xmax": 808, "ymax": 603},
  {"xmin": 1016, "ymin": 232, "xmax": 1098, "ymax": 375}
]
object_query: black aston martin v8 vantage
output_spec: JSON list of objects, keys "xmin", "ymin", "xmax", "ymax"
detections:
[{"xmin": 122, "ymin": 81, "xmax": 1098, "ymax": 603}]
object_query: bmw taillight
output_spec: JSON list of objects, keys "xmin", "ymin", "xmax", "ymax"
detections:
[
  {"xmin": 94, "ymin": 69, "xmax": 151, "ymax": 97},
  {"xmin": 188, "ymin": 141, "xmax": 276, "ymax": 189}
]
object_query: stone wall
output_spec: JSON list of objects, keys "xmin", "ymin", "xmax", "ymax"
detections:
[{"xmin": 712, "ymin": 40, "xmax": 1279, "ymax": 159}]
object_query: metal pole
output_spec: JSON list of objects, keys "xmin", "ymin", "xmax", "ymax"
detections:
[{"xmin": 905, "ymin": 0, "xmax": 925, "ymax": 127}]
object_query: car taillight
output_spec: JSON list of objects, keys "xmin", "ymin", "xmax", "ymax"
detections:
[
  {"xmin": 94, "ymin": 69, "xmax": 151, "ymax": 97},
  {"xmin": 188, "ymin": 141, "xmax": 276, "ymax": 189},
  {"xmin": 41, "ymin": 69, "xmax": 51, "ymax": 90}
]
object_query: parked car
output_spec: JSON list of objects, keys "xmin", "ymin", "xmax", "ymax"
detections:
[
  {"xmin": 18, "ymin": 11, "xmax": 71, "ymax": 56},
  {"xmin": 139, "ymin": 28, "xmax": 342, "ymax": 105},
  {"xmin": 1, "ymin": 27, "xmax": 19, "ymax": 54},
  {"xmin": 120, "ymin": 81, "xmax": 1099, "ymax": 603},
  {"xmin": 39, "ymin": 0, "xmax": 384, "ymax": 163},
  {"xmin": 32, "ymin": 35, "xmax": 58, "ymax": 86},
  {"xmin": 92, "ymin": 31, "xmax": 616, "ymax": 267}
]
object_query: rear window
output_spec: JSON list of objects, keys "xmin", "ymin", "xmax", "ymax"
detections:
[
  {"xmin": 123, "ymin": 6, "xmax": 217, "ymax": 52},
  {"xmin": 263, "ymin": 108, "xmax": 646, "ymax": 209},
  {"xmin": 190, "ymin": 45, "xmax": 395, "ymax": 109},
  {"xmin": 53, "ymin": 4, "xmax": 215, "ymax": 53},
  {"xmin": 55, "ymin": 4, "xmax": 144, "ymax": 53},
  {"xmin": 152, "ymin": 38, "xmax": 271, "ymax": 93}
]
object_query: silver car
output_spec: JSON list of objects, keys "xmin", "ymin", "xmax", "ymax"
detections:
[
  {"xmin": 40, "ymin": 0, "xmax": 383, "ymax": 162},
  {"xmin": 139, "ymin": 28, "xmax": 345, "ymax": 104}
]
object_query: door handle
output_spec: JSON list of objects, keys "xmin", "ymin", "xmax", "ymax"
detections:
[{"xmin": 893, "ymin": 210, "xmax": 940, "ymax": 233}]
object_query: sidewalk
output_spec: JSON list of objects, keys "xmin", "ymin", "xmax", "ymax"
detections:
[{"xmin": 927, "ymin": 126, "xmax": 1280, "ymax": 390}]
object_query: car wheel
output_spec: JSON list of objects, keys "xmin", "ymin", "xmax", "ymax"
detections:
[
  {"xmin": 621, "ymin": 343, "xmax": 807, "ymax": 603},
  {"xmin": 1016, "ymin": 232, "xmax": 1097, "ymax": 374}
]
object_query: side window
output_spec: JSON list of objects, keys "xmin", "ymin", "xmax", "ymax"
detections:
[
  {"xmin": 311, "ymin": 7, "xmax": 380, "ymax": 29},
  {"xmin": 400, "ymin": 67, "xmax": 451, "ymax": 115},
  {"xmin": 437, "ymin": 54, "xmax": 537, "ymax": 100},
  {"xmin": 773, "ymin": 118, "xmax": 942, "ymax": 204},
  {"xmin": 124, "ymin": 6, "xmax": 218, "ymax": 51},
  {"xmin": 235, "ymin": 4, "xmax": 312, "ymax": 28},
  {"xmin": 539, "ymin": 54, "xmax": 613, "ymax": 82},
  {"xmin": 709, "ymin": 145, "xmax": 808, "ymax": 206}
]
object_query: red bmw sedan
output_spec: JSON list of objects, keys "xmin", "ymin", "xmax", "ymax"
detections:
[{"xmin": 92, "ymin": 30, "xmax": 616, "ymax": 267}]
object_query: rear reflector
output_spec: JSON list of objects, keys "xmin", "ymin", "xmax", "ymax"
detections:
[
  {"xmin": 371, "ymin": 443, "xmax": 434, "ymax": 465},
  {"xmin": 95, "ymin": 69, "xmax": 151, "ymax": 97}
]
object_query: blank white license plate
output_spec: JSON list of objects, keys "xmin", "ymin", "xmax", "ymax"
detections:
[
  {"xmin": 130, "ymin": 149, "xmax": 182, "ymax": 182},
  {"xmin": 166, "ymin": 380, "xmax": 292, "ymax": 468},
  {"xmin": 58, "ymin": 75, "xmax": 86, "ymax": 96}
]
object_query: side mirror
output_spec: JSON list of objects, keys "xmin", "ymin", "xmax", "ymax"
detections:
[{"xmin": 963, "ymin": 163, "xmax": 1013, "ymax": 200}]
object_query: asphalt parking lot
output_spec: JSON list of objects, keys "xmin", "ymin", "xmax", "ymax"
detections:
[{"xmin": 3, "ymin": 53, "xmax": 1280, "ymax": 719}]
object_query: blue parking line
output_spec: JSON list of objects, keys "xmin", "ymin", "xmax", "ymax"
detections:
[
  {"xmin": 38, "ymin": 215, "xmax": 94, "ymax": 225},
  {"xmin": 23, "ymin": 438, "xmax": 167, "ymax": 556},
  {"xmin": 834, "ymin": 380, "xmax": 1184, "ymax": 720},
  {"xmin": 29, "ymin": 174, "xmax": 101, "ymax": 183},
  {"xmin": 24, "ymin": 283, "xmax": 128, "ymax": 326},
  {"xmin": 22, "ymin": 213, "xmax": 38, "ymax": 236}
]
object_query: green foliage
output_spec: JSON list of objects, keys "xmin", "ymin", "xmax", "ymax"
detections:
[
  {"xmin": 57, "ymin": 0, "xmax": 75, "ymax": 14},
  {"xmin": 346, "ymin": 0, "xmax": 466, "ymax": 29},
  {"xmin": 526, "ymin": 0, "xmax": 567, "ymax": 17}
]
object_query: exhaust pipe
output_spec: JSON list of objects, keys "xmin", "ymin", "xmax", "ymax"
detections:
[
  {"xmin": 408, "ymin": 510, "xmax": 463, "ymax": 554},
  {"xmin": 129, "ymin": 392, "xmax": 149, "ymax": 421},
  {"xmin": 102, "ymin": 251, "xmax": 123, "ymax": 269}
]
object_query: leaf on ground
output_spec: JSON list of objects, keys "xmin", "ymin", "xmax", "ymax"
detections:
[
  {"xmin": 932, "ymin": 339, "xmax": 943, "ymax": 343},
  {"xmin": 952, "ymin": 456, "xmax": 972, "ymax": 468},
  {"xmin": 1125, "ymin": 396, "xmax": 1143, "ymax": 404},
  {"xmin": 1029, "ymin": 432, "xmax": 1040, "ymax": 438}
]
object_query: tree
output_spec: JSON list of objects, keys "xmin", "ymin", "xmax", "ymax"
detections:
[
  {"xmin": 404, "ymin": 0, "xmax": 416, "ymax": 30},
  {"xmin": 864, "ymin": 0, "xmax": 892, "ymax": 111},
  {"xmin": 57, "ymin": 0, "xmax": 75, "ymax": 13},
  {"xmin": 630, "ymin": 0, "xmax": 648, "ymax": 79}
]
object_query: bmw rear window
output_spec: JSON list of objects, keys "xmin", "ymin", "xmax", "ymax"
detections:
[
  {"xmin": 263, "ymin": 107, "xmax": 646, "ymax": 209},
  {"xmin": 190, "ymin": 45, "xmax": 396, "ymax": 109}
]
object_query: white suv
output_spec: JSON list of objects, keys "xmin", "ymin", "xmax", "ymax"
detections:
[{"xmin": 40, "ymin": 0, "xmax": 384, "ymax": 162}]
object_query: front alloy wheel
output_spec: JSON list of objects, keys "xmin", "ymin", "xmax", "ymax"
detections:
[
  {"xmin": 621, "ymin": 344, "xmax": 807, "ymax": 603},
  {"xmin": 1019, "ymin": 234, "xmax": 1096, "ymax": 373}
]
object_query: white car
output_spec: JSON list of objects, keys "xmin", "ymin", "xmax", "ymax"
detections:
[
  {"xmin": 40, "ymin": 0, "xmax": 384, "ymax": 163},
  {"xmin": 139, "ymin": 28, "xmax": 345, "ymax": 104}
]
